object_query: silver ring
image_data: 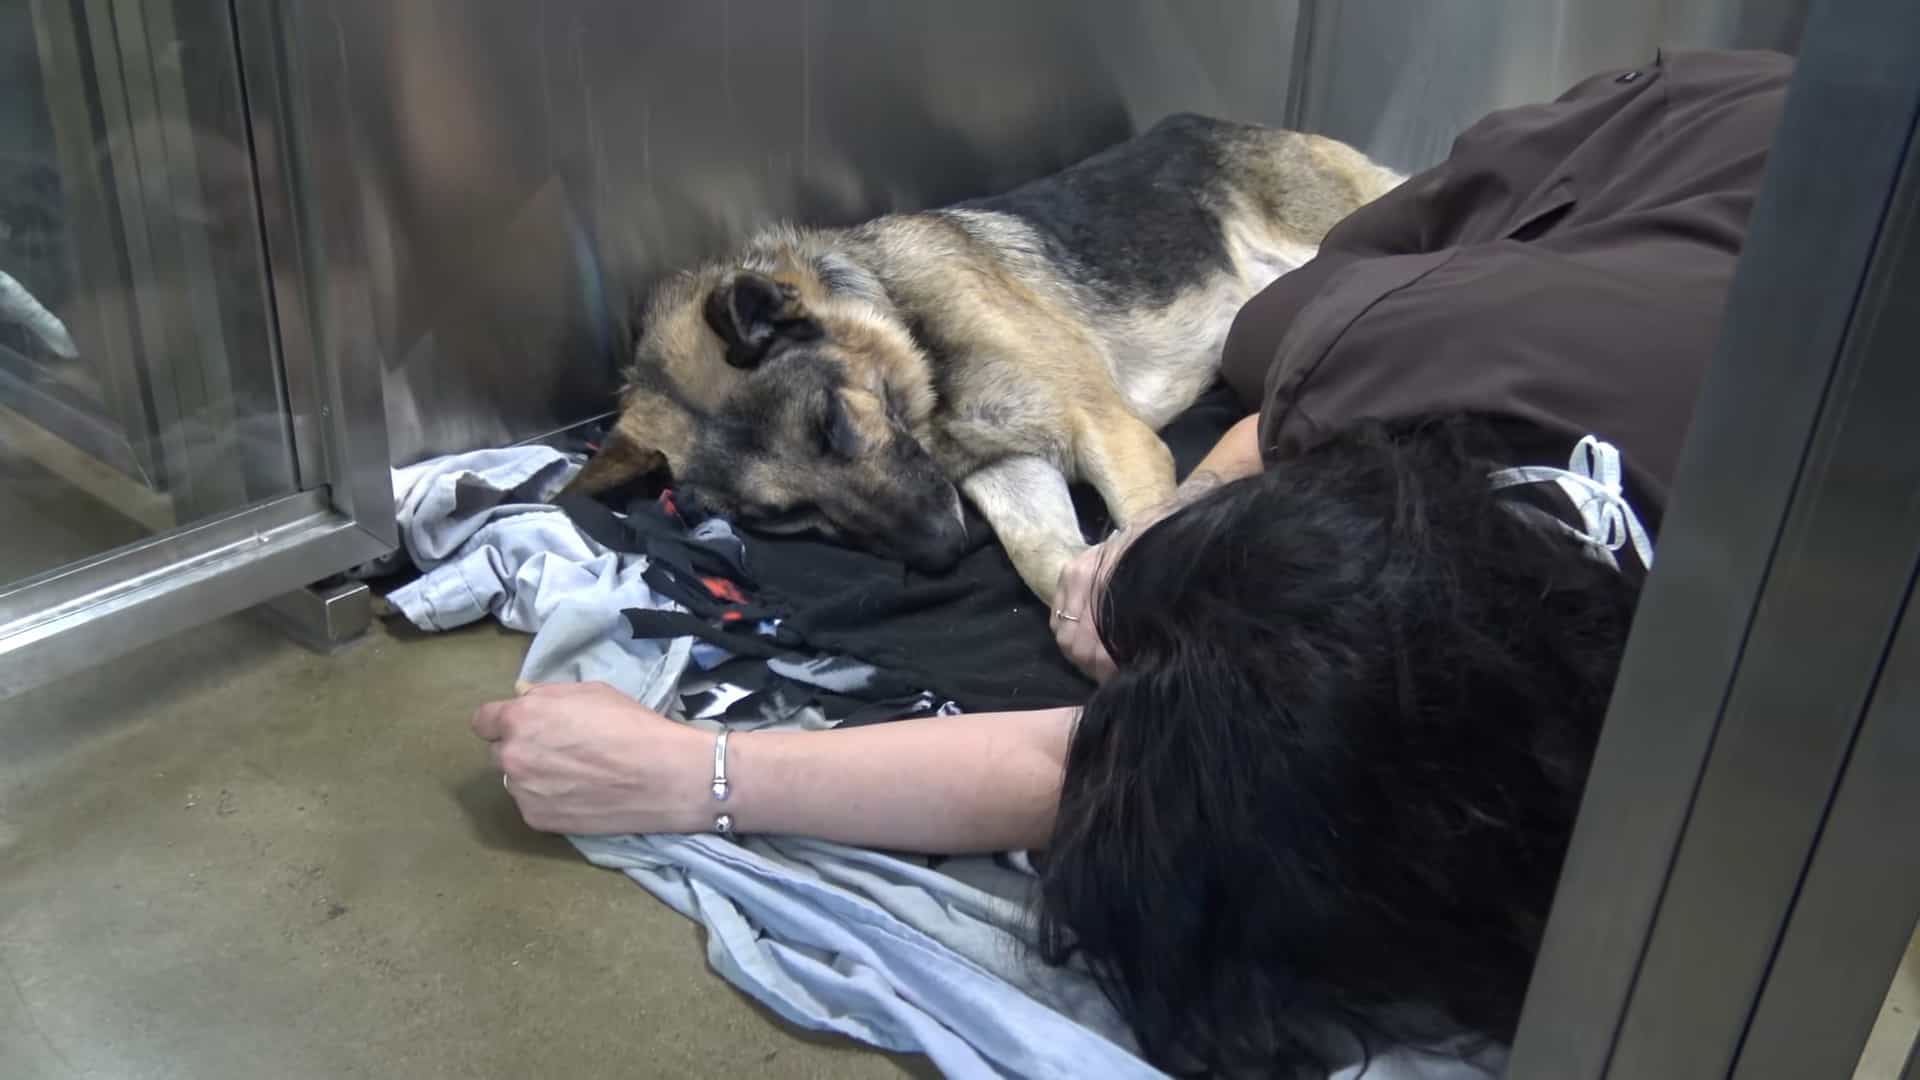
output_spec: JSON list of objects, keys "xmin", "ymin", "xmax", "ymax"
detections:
[
  {"xmin": 502, "ymin": 773, "xmax": 512, "ymax": 791},
  {"xmin": 1054, "ymin": 609, "xmax": 1080, "ymax": 623}
]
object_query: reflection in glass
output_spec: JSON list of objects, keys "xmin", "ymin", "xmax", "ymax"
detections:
[
  {"xmin": 1855, "ymin": 923, "xmax": 1919, "ymax": 1079},
  {"xmin": 0, "ymin": 0, "xmax": 294, "ymax": 589}
]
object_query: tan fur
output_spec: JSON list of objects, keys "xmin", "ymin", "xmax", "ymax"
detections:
[
  {"xmin": 566, "ymin": 388, "xmax": 693, "ymax": 497},
  {"xmin": 563, "ymin": 122, "xmax": 1401, "ymax": 603}
]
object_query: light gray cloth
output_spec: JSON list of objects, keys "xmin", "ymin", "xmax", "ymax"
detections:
[
  {"xmin": 517, "ymin": 584, "xmax": 694, "ymax": 707},
  {"xmin": 389, "ymin": 445, "xmax": 579, "ymax": 567},
  {"xmin": 572, "ymin": 704, "xmax": 1503, "ymax": 1080},
  {"xmin": 572, "ymin": 827, "xmax": 1506, "ymax": 1080},
  {"xmin": 370, "ymin": 446, "xmax": 694, "ymax": 702},
  {"xmin": 376, "ymin": 446, "xmax": 652, "ymax": 636},
  {"xmin": 571, "ymin": 830, "xmax": 1160, "ymax": 1080}
]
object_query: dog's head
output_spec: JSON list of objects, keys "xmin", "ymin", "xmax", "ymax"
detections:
[{"xmin": 582, "ymin": 265, "xmax": 970, "ymax": 573}]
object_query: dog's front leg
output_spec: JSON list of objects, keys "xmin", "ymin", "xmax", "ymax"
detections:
[
  {"xmin": 961, "ymin": 455, "xmax": 1087, "ymax": 607},
  {"xmin": 1074, "ymin": 407, "xmax": 1177, "ymax": 529}
]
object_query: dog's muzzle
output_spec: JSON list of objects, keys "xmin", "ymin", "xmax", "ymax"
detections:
[{"xmin": 894, "ymin": 490, "xmax": 970, "ymax": 574}]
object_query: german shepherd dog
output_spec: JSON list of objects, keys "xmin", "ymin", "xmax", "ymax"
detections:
[{"xmin": 562, "ymin": 115, "xmax": 1400, "ymax": 604}]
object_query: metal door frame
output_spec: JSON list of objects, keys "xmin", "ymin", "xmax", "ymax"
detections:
[
  {"xmin": 1509, "ymin": 0, "xmax": 1920, "ymax": 1074},
  {"xmin": 0, "ymin": 0, "xmax": 395, "ymax": 698}
]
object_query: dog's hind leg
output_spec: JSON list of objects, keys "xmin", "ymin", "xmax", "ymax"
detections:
[
  {"xmin": 1073, "ymin": 407, "xmax": 1177, "ymax": 530},
  {"xmin": 961, "ymin": 455, "xmax": 1087, "ymax": 606}
]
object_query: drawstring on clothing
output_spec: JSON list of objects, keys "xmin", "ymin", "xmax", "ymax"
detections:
[{"xmin": 1488, "ymin": 435, "xmax": 1655, "ymax": 572}]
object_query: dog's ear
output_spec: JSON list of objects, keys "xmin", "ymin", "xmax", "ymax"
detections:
[{"xmin": 704, "ymin": 271, "xmax": 822, "ymax": 369}]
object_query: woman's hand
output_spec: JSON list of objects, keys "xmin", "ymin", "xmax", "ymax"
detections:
[
  {"xmin": 1052, "ymin": 533, "xmax": 1132, "ymax": 683},
  {"xmin": 470, "ymin": 682, "xmax": 711, "ymax": 835},
  {"xmin": 1053, "ymin": 416, "xmax": 1264, "ymax": 682}
]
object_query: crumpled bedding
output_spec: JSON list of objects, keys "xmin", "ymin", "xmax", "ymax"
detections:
[{"xmin": 376, "ymin": 443, "xmax": 1505, "ymax": 1079}]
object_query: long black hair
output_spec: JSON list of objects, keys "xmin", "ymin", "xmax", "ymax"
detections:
[{"xmin": 1037, "ymin": 416, "xmax": 1641, "ymax": 1076}]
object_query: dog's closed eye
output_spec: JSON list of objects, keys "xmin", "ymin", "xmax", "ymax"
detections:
[
  {"xmin": 816, "ymin": 391, "xmax": 863, "ymax": 459},
  {"xmin": 750, "ymin": 503, "xmax": 827, "ymax": 536}
]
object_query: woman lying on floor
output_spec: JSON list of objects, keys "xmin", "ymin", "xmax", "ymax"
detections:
[{"xmin": 471, "ymin": 51, "xmax": 1791, "ymax": 1077}]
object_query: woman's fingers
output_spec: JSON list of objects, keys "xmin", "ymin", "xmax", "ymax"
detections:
[
  {"xmin": 471, "ymin": 698, "xmax": 512, "ymax": 741},
  {"xmin": 1052, "ymin": 540, "xmax": 1120, "ymax": 679},
  {"xmin": 468, "ymin": 679, "xmax": 706, "ymax": 835},
  {"xmin": 1053, "ymin": 549, "xmax": 1097, "ymax": 620},
  {"xmin": 1056, "ymin": 606, "xmax": 1113, "ymax": 681}
]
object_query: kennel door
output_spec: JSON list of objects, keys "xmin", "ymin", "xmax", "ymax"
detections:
[{"xmin": 0, "ymin": 0, "xmax": 395, "ymax": 698}]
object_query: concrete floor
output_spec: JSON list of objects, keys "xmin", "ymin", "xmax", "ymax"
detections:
[{"xmin": 0, "ymin": 612, "xmax": 914, "ymax": 1079}]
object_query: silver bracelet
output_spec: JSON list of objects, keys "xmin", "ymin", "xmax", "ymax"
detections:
[{"xmin": 711, "ymin": 729, "xmax": 734, "ymax": 835}]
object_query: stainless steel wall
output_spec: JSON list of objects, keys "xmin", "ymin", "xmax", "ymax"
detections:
[
  {"xmin": 1293, "ymin": 0, "xmax": 1807, "ymax": 172},
  {"xmin": 282, "ymin": 0, "xmax": 1802, "ymax": 466},
  {"xmin": 279, "ymin": 0, "xmax": 1301, "ymax": 466}
]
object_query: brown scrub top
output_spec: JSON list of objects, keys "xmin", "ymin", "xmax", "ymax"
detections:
[{"xmin": 1221, "ymin": 49, "xmax": 1794, "ymax": 523}]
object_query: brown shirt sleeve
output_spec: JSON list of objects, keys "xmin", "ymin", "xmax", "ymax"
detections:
[
  {"xmin": 1221, "ymin": 50, "xmax": 1791, "ymax": 517},
  {"xmin": 1217, "ymin": 64, "xmax": 1633, "ymax": 409},
  {"xmin": 1218, "ymin": 250, "xmax": 1361, "ymax": 409}
]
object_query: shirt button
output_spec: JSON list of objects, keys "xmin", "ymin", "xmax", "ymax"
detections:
[{"xmin": 1616, "ymin": 70, "xmax": 1643, "ymax": 83}]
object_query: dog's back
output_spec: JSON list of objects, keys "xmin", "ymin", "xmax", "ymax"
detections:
[
  {"xmin": 938, "ymin": 114, "xmax": 1402, "ymax": 425},
  {"xmin": 958, "ymin": 115, "xmax": 1393, "ymax": 305}
]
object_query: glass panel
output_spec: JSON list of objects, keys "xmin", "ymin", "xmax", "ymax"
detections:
[{"xmin": 0, "ymin": 0, "xmax": 294, "ymax": 589}]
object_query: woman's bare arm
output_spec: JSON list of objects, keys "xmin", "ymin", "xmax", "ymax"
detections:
[
  {"xmin": 1169, "ymin": 412, "xmax": 1265, "ymax": 506},
  {"xmin": 473, "ymin": 682, "xmax": 1073, "ymax": 853},
  {"xmin": 726, "ymin": 706, "xmax": 1075, "ymax": 852}
]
